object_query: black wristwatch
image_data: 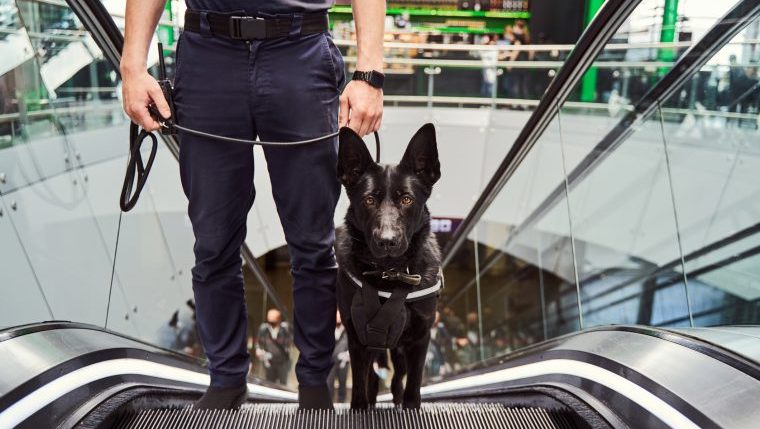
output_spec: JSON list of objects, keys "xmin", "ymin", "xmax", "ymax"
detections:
[{"xmin": 352, "ymin": 70, "xmax": 385, "ymax": 89}]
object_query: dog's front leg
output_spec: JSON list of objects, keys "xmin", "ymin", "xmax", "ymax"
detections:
[
  {"xmin": 390, "ymin": 348, "xmax": 406, "ymax": 406},
  {"xmin": 401, "ymin": 334, "xmax": 430, "ymax": 409},
  {"xmin": 348, "ymin": 345, "xmax": 371, "ymax": 409}
]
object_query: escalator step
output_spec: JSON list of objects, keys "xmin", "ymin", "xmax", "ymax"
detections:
[{"xmin": 115, "ymin": 403, "xmax": 576, "ymax": 429}]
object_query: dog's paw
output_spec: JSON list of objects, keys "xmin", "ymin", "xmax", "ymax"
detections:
[
  {"xmin": 350, "ymin": 400, "xmax": 370, "ymax": 410},
  {"xmin": 402, "ymin": 400, "xmax": 421, "ymax": 410},
  {"xmin": 402, "ymin": 392, "xmax": 421, "ymax": 410}
]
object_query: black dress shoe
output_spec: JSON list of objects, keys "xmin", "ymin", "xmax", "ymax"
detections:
[
  {"xmin": 193, "ymin": 383, "xmax": 248, "ymax": 410},
  {"xmin": 298, "ymin": 384, "xmax": 334, "ymax": 410}
]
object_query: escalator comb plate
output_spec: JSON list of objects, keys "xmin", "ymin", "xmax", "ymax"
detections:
[{"xmin": 115, "ymin": 403, "xmax": 576, "ymax": 429}]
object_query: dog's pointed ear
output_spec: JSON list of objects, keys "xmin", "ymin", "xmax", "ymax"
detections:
[
  {"xmin": 338, "ymin": 127, "xmax": 373, "ymax": 188},
  {"xmin": 400, "ymin": 123, "xmax": 440, "ymax": 186}
]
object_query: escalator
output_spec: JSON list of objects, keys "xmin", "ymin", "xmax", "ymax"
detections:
[
  {"xmin": 2, "ymin": 322, "xmax": 760, "ymax": 428},
  {"xmin": 2, "ymin": 0, "xmax": 760, "ymax": 428}
]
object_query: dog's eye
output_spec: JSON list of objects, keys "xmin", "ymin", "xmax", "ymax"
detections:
[
  {"xmin": 364, "ymin": 196, "xmax": 376, "ymax": 206},
  {"xmin": 401, "ymin": 196, "xmax": 414, "ymax": 206}
]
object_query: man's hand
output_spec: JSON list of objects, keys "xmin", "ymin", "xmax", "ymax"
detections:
[
  {"xmin": 346, "ymin": 0, "xmax": 385, "ymax": 136},
  {"xmin": 339, "ymin": 80, "xmax": 383, "ymax": 136},
  {"xmin": 121, "ymin": 68, "xmax": 172, "ymax": 132},
  {"xmin": 121, "ymin": 0, "xmax": 168, "ymax": 131}
]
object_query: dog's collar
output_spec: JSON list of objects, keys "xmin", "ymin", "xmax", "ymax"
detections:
[
  {"xmin": 361, "ymin": 269, "xmax": 421, "ymax": 286},
  {"xmin": 346, "ymin": 270, "xmax": 442, "ymax": 301}
]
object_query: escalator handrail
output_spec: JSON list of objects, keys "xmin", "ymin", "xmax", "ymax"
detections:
[
  {"xmin": 65, "ymin": 0, "xmax": 291, "ymax": 321},
  {"xmin": 441, "ymin": 0, "xmax": 643, "ymax": 267}
]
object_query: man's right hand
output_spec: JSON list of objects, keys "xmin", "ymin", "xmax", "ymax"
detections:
[{"xmin": 121, "ymin": 67, "xmax": 172, "ymax": 132}]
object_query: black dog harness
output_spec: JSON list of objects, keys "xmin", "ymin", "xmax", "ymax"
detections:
[{"xmin": 347, "ymin": 269, "xmax": 442, "ymax": 351}]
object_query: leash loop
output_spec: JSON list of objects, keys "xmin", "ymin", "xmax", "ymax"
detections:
[{"xmin": 120, "ymin": 123, "xmax": 158, "ymax": 212}]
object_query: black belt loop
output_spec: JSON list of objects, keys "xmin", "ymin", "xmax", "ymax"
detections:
[
  {"xmin": 199, "ymin": 11, "xmax": 211, "ymax": 36},
  {"xmin": 289, "ymin": 13, "xmax": 303, "ymax": 38}
]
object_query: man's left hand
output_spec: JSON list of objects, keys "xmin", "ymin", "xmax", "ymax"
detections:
[{"xmin": 339, "ymin": 80, "xmax": 383, "ymax": 136}]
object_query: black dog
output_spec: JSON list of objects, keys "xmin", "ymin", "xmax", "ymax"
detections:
[{"xmin": 335, "ymin": 123, "xmax": 442, "ymax": 409}]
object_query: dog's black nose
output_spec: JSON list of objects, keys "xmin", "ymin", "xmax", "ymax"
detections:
[{"xmin": 376, "ymin": 236, "xmax": 399, "ymax": 250}]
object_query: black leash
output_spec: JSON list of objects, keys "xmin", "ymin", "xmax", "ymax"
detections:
[{"xmin": 120, "ymin": 43, "xmax": 380, "ymax": 212}]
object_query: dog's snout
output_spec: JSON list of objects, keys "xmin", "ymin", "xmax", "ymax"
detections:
[{"xmin": 375, "ymin": 234, "xmax": 400, "ymax": 250}]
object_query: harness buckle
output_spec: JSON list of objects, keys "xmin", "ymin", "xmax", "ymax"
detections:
[{"xmin": 229, "ymin": 16, "xmax": 266, "ymax": 40}]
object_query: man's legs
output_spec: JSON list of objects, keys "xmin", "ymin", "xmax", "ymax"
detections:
[
  {"xmin": 251, "ymin": 30, "xmax": 345, "ymax": 407},
  {"xmin": 174, "ymin": 30, "xmax": 256, "ymax": 396}
]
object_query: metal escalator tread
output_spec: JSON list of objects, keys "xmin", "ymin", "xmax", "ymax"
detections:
[{"xmin": 115, "ymin": 403, "xmax": 577, "ymax": 429}]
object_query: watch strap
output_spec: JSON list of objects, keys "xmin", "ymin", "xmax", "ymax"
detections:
[{"xmin": 352, "ymin": 70, "xmax": 384, "ymax": 89}]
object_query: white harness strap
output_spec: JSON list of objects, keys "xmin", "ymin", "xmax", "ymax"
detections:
[{"xmin": 346, "ymin": 271, "xmax": 442, "ymax": 301}]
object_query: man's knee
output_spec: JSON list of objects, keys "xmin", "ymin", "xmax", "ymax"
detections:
[
  {"xmin": 192, "ymin": 223, "xmax": 247, "ymax": 284},
  {"xmin": 286, "ymin": 226, "xmax": 337, "ymax": 273}
]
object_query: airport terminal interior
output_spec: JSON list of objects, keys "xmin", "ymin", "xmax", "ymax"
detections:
[{"xmin": 1, "ymin": 0, "xmax": 760, "ymax": 427}]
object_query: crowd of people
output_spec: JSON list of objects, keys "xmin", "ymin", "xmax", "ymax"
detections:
[{"xmin": 477, "ymin": 20, "xmax": 539, "ymax": 99}]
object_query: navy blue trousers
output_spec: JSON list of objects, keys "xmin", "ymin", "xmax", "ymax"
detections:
[{"xmin": 173, "ymin": 19, "xmax": 345, "ymax": 388}]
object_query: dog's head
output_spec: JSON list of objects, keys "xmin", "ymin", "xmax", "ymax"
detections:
[{"xmin": 338, "ymin": 123, "xmax": 440, "ymax": 259}]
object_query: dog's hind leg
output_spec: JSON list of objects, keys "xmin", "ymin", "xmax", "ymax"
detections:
[
  {"xmin": 390, "ymin": 348, "xmax": 406, "ymax": 406},
  {"xmin": 368, "ymin": 367, "xmax": 380, "ymax": 407},
  {"xmin": 401, "ymin": 334, "xmax": 429, "ymax": 409},
  {"xmin": 348, "ymin": 344, "xmax": 372, "ymax": 410}
]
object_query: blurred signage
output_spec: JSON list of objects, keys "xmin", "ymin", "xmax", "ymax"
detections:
[{"xmin": 431, "ymin": 217, "xmax": 462, "ymax": 234}]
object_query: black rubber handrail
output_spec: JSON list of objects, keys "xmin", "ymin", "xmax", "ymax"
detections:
[
  {"xmin": 442, "ymin": 0, "xmax": 643, "ymax": 266},
  {"xmin": 479, "ymin": 0, "xmax": 760, "ymax": 263},
  {"xmin": 66, "ymin": 0, "xmax": 290, "ymax": 320}
]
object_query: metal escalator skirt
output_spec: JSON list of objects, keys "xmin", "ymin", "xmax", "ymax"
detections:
[{"xmin": 116, "ymin": 403, "xmax": 577, "ymax": 429}]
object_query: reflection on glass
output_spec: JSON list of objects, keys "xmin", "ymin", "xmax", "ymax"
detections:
[
  {"xmin": 0, "ymin": 0, "xmax": 119, "ymax": 328},
  {"xmin": 433, "ymin": 112, "xmax": 580, "ymax": 383},
  {"xmin": 558, "ymin": 105, "xmax": 691, "ymax": 327},
  {"xmin": 656, "ymin": 15, "xmax": 760, "ymax": 326}
]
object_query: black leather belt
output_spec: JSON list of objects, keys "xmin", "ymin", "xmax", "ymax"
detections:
[{"xmin": 184, "ymin": 9, "xmax": 329, "ymax": 40}]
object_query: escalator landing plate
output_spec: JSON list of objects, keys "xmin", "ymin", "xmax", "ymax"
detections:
[{"xmin": 115, "ymin": 403, "xmax": 576, "ymax": 429}]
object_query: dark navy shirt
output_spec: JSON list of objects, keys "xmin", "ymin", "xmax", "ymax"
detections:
[{"xmin": 186, "ymin": 0, "xmax": 335, "ymax": 14}]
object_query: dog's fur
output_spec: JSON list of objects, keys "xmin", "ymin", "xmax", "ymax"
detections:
[{"xmin": 335, "ymin": 124, "xmax": 441, "ymax": 409}]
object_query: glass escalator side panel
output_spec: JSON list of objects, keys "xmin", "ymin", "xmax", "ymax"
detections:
[
  {"xmin": 0, "ymin": 0, "xmax": 126, "ymax": 330},
  {"xmin": 656, "ymin": 15, "xmax": 760, "ymax": 326},
  {"xmin": 438, "ymin": 111, "xmax": 581, "ymax": 379}
]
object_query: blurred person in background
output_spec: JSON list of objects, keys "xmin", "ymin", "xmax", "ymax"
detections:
[
  {"xmin": 0, "ymin": 79, "xmax": 13, "ymax": 137},
  {"xmin": 425, "ymin": 311, "xmax": 454, "ymax": 378},
  {"xmin": 733, "ymin": 63, "xmax": 759, "ymax": 116},
  {"xmin": 255, "ymin": 309, "xmax": 292, "ymax": 385},
  {"xmin": 327, "ymin": 311, "xmax": 350, "ymax": 402},
  {"xmin": 510, "ymin": 19, "xmax": 533, "ymax": 102},
  {"xmin": 498, "ymin": 26, "xmax": 516, "ymax": 100},
  {"xmin": 479, "ymin": 35, "xmax": 499, "ymax": 97},
  {"xmin": 441, "ymin": 306, "xmax": 465, "ymax": 337}
]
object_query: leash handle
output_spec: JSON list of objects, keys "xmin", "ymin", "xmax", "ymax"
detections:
[{"xmin": 120, "ymin": 123, "xmax": 158, "ymax": 212}]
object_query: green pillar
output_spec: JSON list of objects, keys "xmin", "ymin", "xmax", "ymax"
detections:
[
  {"xmin": 658, "ymin": 0, "xmax": 679, "ymax": 64},
  {"xmin": 580, "ymin": 0, "xmax": 605, "ymax": 102},
  {"xmin": 158, "ymin": 1, "xmax": 175, "ymax": 50}
]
